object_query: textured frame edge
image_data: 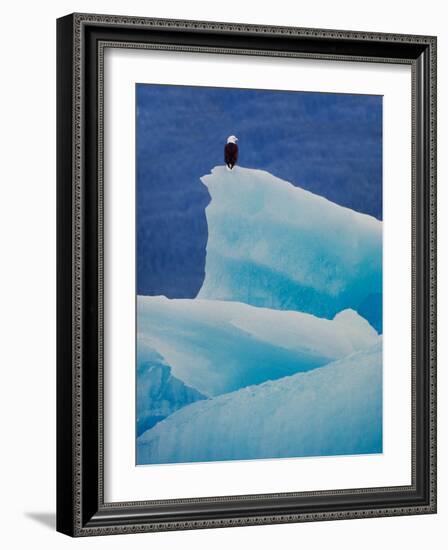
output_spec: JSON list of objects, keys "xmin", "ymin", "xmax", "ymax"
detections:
[{"xmin": 57, "ymin": 12, "xmax": 437, "ymax": 537}]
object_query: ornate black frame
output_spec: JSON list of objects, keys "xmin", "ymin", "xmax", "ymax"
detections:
[{"xmin": 56, "ymin": 13, "xmax": 437, "ymax": 537}]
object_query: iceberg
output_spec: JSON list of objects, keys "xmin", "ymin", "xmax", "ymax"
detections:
[
  {"xmin": 136, "ymin": 348, "xmax": 206, "ymax": 436},
  {"xmin": 197, "ymin": 166, "xmax": 382, "ymax": 332},
  {"xmin": 138, "ymin": 295, "xmax": 379, "ymax": 397},
  {"xmin": 137, "ymin": 341, "xmax": 383, "ymax": 464},
  {"xmin": 135, "ymin": 166, "xmax": 384, "ymax": 464}
]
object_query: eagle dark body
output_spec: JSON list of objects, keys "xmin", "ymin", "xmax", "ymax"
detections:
[{"xmin": 224, "ymin": 142, "xmax": 239, "ymax": 169}]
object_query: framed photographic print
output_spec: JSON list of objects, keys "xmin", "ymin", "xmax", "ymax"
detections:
[{"xmin": 56, "ymin": 13, "xmax": 437, "ymax": 536}]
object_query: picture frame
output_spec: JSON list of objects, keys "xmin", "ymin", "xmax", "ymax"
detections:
[{"xmin": 56, "ymin": 13, "xmax": 437, "ymax": 537}]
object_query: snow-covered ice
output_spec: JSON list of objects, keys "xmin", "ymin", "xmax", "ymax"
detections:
[
  {"xmin": 138, "ymin": 295, "xmax": 379, "ymax": 397},
  {"xmin": 198, "ymin": 166, "xmax": 382, "ymax": 332},
  {"xmin": 137, "ymin": 341, "xmax": 383, "ymax": 464}
]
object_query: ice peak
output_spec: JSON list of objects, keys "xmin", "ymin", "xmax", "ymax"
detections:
[{"xmin": 197, "ymin": 166, "xmax": 383, "ymax": 332}]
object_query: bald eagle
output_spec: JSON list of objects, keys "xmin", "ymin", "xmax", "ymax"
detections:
[{"xmin": 224, "ymin": 135, "xmax": 239, "ymax": 169}]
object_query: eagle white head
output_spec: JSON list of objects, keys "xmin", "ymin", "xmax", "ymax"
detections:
[{"xmin": 227, "ymin": 135, "xmax": 238, "ymax": 144}]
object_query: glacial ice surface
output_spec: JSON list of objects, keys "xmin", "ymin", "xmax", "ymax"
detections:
[
  {"xmin": 137, "ymin": 349, "xmax": 206, "ymax": 436},
  {"xmin": 137, "ymin": 341, "xmax": 383, "ymax": 464},
  {"xmin": 198, "ymin": 166, "xmax": 382, "ymax": 332},
  {"xmin": 136, "ymin": 166, "xmax": 384, "ymax": 464},
  {"xmin": 138, "ymin": 295, "xmax": 379, "ymax": 397}
]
